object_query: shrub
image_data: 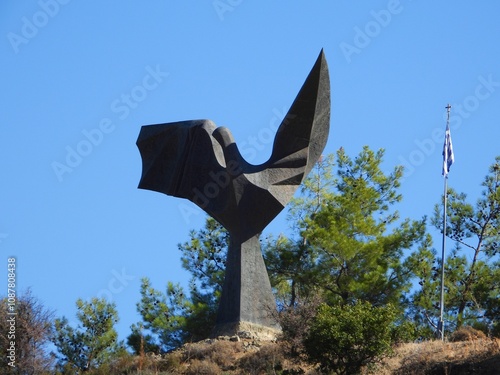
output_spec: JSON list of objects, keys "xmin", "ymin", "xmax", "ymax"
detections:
[
  {"xmin": 492, "ymin": 322, "xmax": 500, "ymax": 338},
  {"xmin": 52, "ymin": 297, "xmax": 121, "ymax": 372},
  {"xmin": 303, "ymin": 302, "xmax": 398, "ymax": 375},
  {"xmin": 149, "ymin": 351, "xmax": 183, "ymax": 373},
  {"xmin": 184, "ymin": 359, "xmax": 221, "ymax": 375},
  {"xmin": 391, "ymin": 320, "xmax": 419, "ymax": 345},
  {"xmin": 449, "ymin": 326, "xmax": 487, "ymax": 342},
  {"xmin": 238, "ymin": 344, "xmax": 286, "ymax": 375},
  {"xmin": 184, "ymin": 340, "xmax": 241, "ymax": 369},
  {"xmin": 277, "ymin": 296, "xmax": 322, "ymax": 357},
  {"xmin": 0, "ymin": 290, "xmax": 55, "ymax": 374}
]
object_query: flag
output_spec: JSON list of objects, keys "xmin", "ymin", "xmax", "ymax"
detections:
[{"xmin": 442, "ymin": 123, "xmax": 454, "ymax": 176}]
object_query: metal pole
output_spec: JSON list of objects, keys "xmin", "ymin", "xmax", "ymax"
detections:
[
  {"xmin": 438, "ymin": 175, "xmax": 448, "ymax": 340},
  {"xmin": 438, "ymin": 104, "xmax": 451, "ymax": 340}
]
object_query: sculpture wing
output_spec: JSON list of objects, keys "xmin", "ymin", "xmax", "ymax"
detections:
[
  {"xmin": 209, "ymin": 49, "xmax": 330, "ymax": 185},
  {"xmin": 268, "ymin": 49, "xmax": 330, "ymax": 183},
  {"xmin": 136, "ymin": 119, "xmax": 226, "ymax": 200}
]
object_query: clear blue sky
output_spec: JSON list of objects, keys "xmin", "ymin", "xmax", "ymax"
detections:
[{"xmin": 1, "ymin": 1, "xmax": 499, "ymax": 342}]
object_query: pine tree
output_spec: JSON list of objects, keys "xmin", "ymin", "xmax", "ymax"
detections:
[
  {"xmin": 266, "ymin": 147, "xmax": 427, "ymax": 308},
  {"xmin": 52, "ymin": 297, "xmax": 123, "ymax": 372},
  {"xmin": 132, "ymin": 218, "xmax": 228, "ymax": 351},
  {"xmin": 413, "ymin": 157, "xmax": 500, "ymax": 334}
]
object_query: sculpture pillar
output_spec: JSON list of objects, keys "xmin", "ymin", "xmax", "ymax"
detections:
[{"xmin": 214, "ymin": 234, "xmax": 280, "ymax": 336}]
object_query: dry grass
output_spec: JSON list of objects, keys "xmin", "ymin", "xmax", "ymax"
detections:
[
  {"xmin": 121, "ymin": 333, "xmax": 500, "ymax": 374},
  {"xmin": 183, "ymin": 339, "xmax": 243, "ymax": 370},
  {"xmin": 183, "ymin": 359, "xmax": 221, "ymax": 375},
  {"xmin": 237, "ymin": 343, "xmax": 286, "ymax": 375},
  {"xmin": 372, "ymin": 337, "xmax": 500, "ymax": 375},
  {"xmin": 449, "ymin": 325, "xmax": 487, "ymax": 342}
]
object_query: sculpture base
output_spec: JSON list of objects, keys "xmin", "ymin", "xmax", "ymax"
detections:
[{"xmin": 211, "ymin": 320, "xmax": 281, "ymax": 341}]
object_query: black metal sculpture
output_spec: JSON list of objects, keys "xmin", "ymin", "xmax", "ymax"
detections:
[{"xmin": 136, "ymin": 50, "xmax": 330, "ymax": 337}]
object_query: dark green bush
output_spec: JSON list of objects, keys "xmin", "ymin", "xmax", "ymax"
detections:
[{"xmin": 303, "ymin": 301, "xmax": 398, "ymax": 374}]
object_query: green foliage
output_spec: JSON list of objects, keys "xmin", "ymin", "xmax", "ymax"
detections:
[
  {"xmin": 403, "ymin": 235, "xmax": 443, "ymax": 338},
  {"xmin": 492, "ymin": 321, "xmax": 500, "ymax": 338},
  {"xmin": 271, "ymin": 147, "xmax": 427, "ymax": 309},
  {"xmin": 263, "ymin": 156, "xmax": 336, "ymax": 308},
  {"xmin": 179, "ymin": 217, "xmax": 228, "ymax": 295},
  {"xmin": 131, "ymin": 218, "xmax": 228, "ymax": 351},
  {"xmin": 265, "ymin": 149, "xmax": 428, "ymax": 311},
  {"xmin": 127, "ymin": 151, "xmax": 499, "ymax": 370},
  {"xmin": 409, "ymin": 157, "xmax": 500, "ymax": 335},
  {"xmin": 127, "ymin": 323, "xmax": 161, "ymax": 355},
  {"xmin": 304, "ymin": 301, "xmax": 398, "ymax": 375},
  {"xmin": 305, "ymin": 147, "xmax": 427, "ymax": 307},
  {"xmin": 52, "ymin": 297, "xmax": 123, "ymax": 372},
  {"xmin": 133, "ymin": 278, "xmax": 191, "ymax": 351},
  {"xmin": 390, "ymin": 318, "xmax": 420, "ymax": 345},
  {"xmin": 263, "ymin": 234, "xmax": 318, "ymax": 308}
]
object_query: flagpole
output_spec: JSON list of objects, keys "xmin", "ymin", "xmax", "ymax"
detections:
[
  {"xmin": 438, "ymin": 173, "xmax": 447, "ymax": 340},
  {"xmin": 438, "ymin": 104, "xmax": 452, "ymax": 340}
]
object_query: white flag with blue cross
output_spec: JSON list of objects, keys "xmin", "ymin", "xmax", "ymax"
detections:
[{"xmin": 442, "ymin": 123, "xmax": 454, "ymax": 176}]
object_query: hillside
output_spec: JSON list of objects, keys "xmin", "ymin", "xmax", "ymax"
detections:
[{"xmin": 108, "ymin": 334, "xmax": 500, "ymax": 374}]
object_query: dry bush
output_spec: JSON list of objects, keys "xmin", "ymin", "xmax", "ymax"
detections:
[
  {"xmin": 450, "ymin": 326, "xmax": 487, "ymax": 342},
  {"xmin": 237, "ymin": 343, "xmax": 286, "ymax": 375},
  {"xmin": 0, "ymin": 290, "xmax": 55, "ymax": 373},
  {"xmin": 183, "ymin": 340, "xmax": 242, "ymax": 369},
  {"xmin": 184, "ymin": 358, "xmax": 221, "ymax": 375},
  {"xmin": 209, "ymin": 340, "xmax": 242, "ymax": 368},
  {"xmin": 107, "ymin": 352, "xmax": 137, "ymax": 374},
  {"xmin": 114, "ymin": 351, "xmax": 183, "ymax": 374},
  {"xmin": 276, "ymin": 296, "xmax": 322, "ymax": 358},
  {"xmin": 156, "ymin": 351, "xmax": 183, "ymax": 373}
]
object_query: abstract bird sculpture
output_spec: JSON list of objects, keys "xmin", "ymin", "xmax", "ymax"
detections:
[{"xmin": 136, "ymin": 50, "xmax": 330, "ymax": 337}]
